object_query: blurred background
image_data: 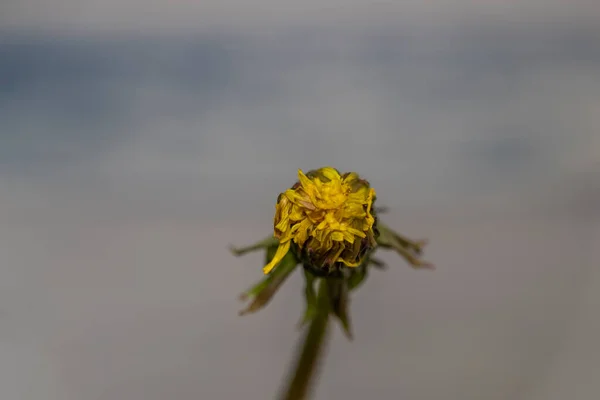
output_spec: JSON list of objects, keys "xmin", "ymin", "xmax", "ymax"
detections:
[{"xmin": 1, "ymin": 1, "xmax": 599, "ymax": 399}]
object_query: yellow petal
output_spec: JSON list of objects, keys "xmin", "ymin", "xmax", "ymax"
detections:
[
  {"xmin": 313, "ymin": 229, "xmax": 326, "ymax": 242},
  {"xmin": 339, "ymin": 258, "xmax": 360, "ymax": 267},
  {"xmin": 342, "ymin": 230, "xmax": 356, "ymax": 243},
  {"xmin": 347, "ymin": 187, "xmax": 369, "ymax": 202},
  {"xmin": 318, "ymin": 167, "xmax": 341, "ymax": 181},
  {"xmin": 342, "ymin": 172, "xmax": 359, "ymax": 184},
  {"xmin": 346, "ymin": 227, "xmax": 367, "ymax": 238},
  {"xmin": 275, "ymin": 214, "xmax": 290, "ymax": 232},
  {"xmin": 262, "ymin": 240, "xmax": 291, "ymax": 274},
  {"xmin": 343, "ymin": 203, "xmax": 366, "ymax": 217},
  {"xmin": 294, "ymin": 218, "xmax": 313, "ymax": 245},
  {"xmin": 331, "ymin": 231, "xmax": 344, "ymax": 242},
  {"xmin": 297, "ymin": 169, "xmax": 314, "ymax": 191},
  {"xmin": 289, "ymin": 206, "xmax": 305, "ymax": 221},
  {"xmin": 283, "ymin": 189, "xmax": 301, "ymax": 203}
]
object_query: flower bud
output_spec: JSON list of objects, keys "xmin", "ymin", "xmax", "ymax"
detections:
[{"xmin": 263, "ymin": 167, "xmax": 379, "ymax": 275}]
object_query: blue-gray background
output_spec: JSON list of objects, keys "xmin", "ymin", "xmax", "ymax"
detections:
[{"xmin": 1, "ymin": 2, "xmax": 599, "ymax": 399}]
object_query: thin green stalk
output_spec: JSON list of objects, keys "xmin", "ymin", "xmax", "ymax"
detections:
[{"xmin": 279, "ymin": 278, "xmax": 331, "ymax": 400}]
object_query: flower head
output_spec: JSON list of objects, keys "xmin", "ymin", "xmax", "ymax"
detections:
[{"xmin": 263, "ymin": 167, "xmax": 378, "ymax": 275}]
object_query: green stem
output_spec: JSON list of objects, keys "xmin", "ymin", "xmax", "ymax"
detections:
[{"xmin": 279, "ymin": 278, "xmax": 331, "ymax": 400}]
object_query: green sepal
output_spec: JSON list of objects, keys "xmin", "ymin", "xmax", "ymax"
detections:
[
  {"xmin": 238, "ymin": 248, "xmax": 299, "ymax": 316},
  {"xmin": 368, "ymin": 256, "xmax": 387, "ymax": 269},
  {"xmin": 327, "ymin": 277, "xmax": 353, "ymax": 340},
  {"xmin": 347, "ymin": 263, "xmax": 368, "ymax": 291},
  {"xmin": 235, "ymin": 239, "xmax": 280, "ymax": 300},
  {"xmin": 297, "ymin": 268, "xmax": 318, "ymax": 328},
  {"xmin": 376, "ymin": 222, "xmax": 434, "ymax": 269},
  {"xmin": 298, "ymin": 272, "xmax": 354, "ymax": 340},
  {"xmin": 347, "ymin": 251, "xmax": 387, "ymax": 291},
  {"xmin": 229, "ymin": 235, "xmax": 279, "ymax": 257}
]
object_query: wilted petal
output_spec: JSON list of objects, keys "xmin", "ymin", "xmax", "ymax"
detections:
[{"xmin": 263, "ymin": 240, "xmax": 292, "ymax": 274}]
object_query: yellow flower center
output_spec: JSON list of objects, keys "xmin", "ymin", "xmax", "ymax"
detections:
[{"xmin": 263, "ymin": 167, "xmax": 377, "ymax": 274}]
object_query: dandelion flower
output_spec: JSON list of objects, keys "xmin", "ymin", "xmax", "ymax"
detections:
[{"xmin": 263, "ymin": 167, "xmax": 379, "ymax": 275}]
